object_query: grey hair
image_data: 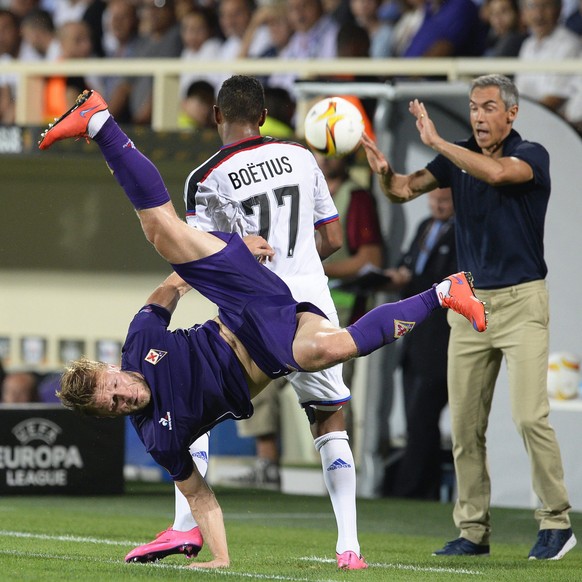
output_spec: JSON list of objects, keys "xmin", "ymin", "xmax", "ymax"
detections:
[{"xmin": 470, "ymin": 74, "xmax": 519, "ymax": 109}]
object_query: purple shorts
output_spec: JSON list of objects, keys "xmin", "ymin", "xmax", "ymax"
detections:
[{"xmin": 172, "ymin": 232, "xmax": 326, "ymax": 378}]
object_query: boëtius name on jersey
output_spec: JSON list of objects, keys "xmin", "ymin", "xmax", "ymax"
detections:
[
  {"xmin": 228, "ymin": 156, "xmax": 293, "ymax": 190},
  {"xmin": 1, "ymin": 418, "xmax": 83, "ymax": 487}
]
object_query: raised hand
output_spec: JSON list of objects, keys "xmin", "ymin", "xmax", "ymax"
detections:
[
  {"xmin": 408, "ymin": 99, "xmax": 441, "ymax": 149},
  {"xmin": 243, "ymin": 235, "xmax": 275, "ymax": 263},
  {"xmin": 360, "ymin": 132, "xmax": 390, "ymax": 176}
]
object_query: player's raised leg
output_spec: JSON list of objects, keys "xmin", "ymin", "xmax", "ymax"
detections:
[
  {"xmin": 38, "ymin": 90, "xmax": 226, "ymax": 265},
  {"xmin": 293, "ymin": 273, "xmax": 487, "ymax": 370}
]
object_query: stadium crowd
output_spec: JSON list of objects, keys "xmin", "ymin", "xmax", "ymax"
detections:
[{"xmin": 2, "ymin": 0, "xmax": 582, "ymax": 130}]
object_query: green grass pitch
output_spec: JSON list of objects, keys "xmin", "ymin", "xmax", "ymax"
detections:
[{"xmin": 1, "ymin": 481, "xmax": 581, "ymax": 581}]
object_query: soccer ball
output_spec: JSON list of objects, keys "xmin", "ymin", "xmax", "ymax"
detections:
[
  {"xmin": 304, "ymin": 97, "xmax": 364, "ymax": 158},
  {"xmin": 547, "ymin": 352, "xmax": 581, "ymax": 400}
]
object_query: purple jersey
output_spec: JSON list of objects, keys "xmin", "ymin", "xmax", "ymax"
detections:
[
  {"xmin": 125, "ymin": 307, "xmax": 253, "ymax": 480},
  {"xmin": 125, "ymin": 232, "xmax": 325, "ymax": 480}
]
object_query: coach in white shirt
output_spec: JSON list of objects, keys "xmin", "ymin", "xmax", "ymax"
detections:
[{"xmin": 515, "ymin": 0, "xmax": 582, "ymax": 116}]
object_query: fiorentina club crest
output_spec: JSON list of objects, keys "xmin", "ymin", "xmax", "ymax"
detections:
[
  {"xmin": 159, "ymin": 412, "xmax": 173, "ymax": 430},
  {"xmin": 144, "ymin": 348, "xmax": 167, "ymax": 365},
  {"xmin": 393, "ymin": 319, "xmax": 415, "ymax": 338}
]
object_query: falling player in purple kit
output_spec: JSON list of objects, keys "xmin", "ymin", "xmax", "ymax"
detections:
[
  {"xmin": 39, "ymin": 90, "xmax": 487, "ymax": 569},
  {"xmin": 138, "ymin": 75, "xmax": 365, "ymax": 570}
]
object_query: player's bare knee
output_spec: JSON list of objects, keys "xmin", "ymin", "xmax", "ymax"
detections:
[{"xmin": 310, "ymin": 333, "xmax": 345, "ymax": 368}]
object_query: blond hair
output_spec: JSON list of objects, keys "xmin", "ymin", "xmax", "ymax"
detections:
[{"xmin": 57, "ymin": 357, "xmax": 108, "ymax": 415}]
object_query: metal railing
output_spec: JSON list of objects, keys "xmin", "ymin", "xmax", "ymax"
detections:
[{"xmin": 2, "ymin": 57, "xmax": 581, "ymax": 129}]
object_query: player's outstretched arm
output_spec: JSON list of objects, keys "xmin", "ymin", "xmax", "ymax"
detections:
[
  {"xmin": 175, "ymin": 465, "xmax": 230, "ymax": 569},
  {"xmin": 360, "ymin": 132, "xmax": 437, "ymax": 203},
  {"xmin": 143, "ymin": 272, "xmax": 192, "ymax": 315}
]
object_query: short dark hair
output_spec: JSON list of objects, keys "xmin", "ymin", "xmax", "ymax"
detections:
[
  {"xmin": 22, "ymin": 9, "xmax": 55, "ymax": 33},
  {"xmin": 0, "ymin": 9, "xmax": 19, "ymax": 28},
  {"xmin": 217, "ymin": 75, "xmax": 265, "ymax": 124},
  {"xmin": 264, "ymin": 86, "xmax": 295, "ymax": 126},
  {"xmin": 337, "ymin": 22, "xmax": 370, "ymax": 58},
  {"xmin": 186, "ymin": 80, "xmax": 215, "ymax": 105}
]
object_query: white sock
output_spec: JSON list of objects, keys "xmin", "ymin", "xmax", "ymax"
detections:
[
  {"xmin": 172, "ymin": 433, "xmax": 209, "ymax": 531},
  {"xmin": 314, "ymin": 430, "xmax": 360, "ymax": 555},
  {"xmin": 435, "ymin": 280, "xmax": 452, "ymax": 306},
  {"xmin": 87, "ymin": 109, "xmax": 111, "ymax": 138}
]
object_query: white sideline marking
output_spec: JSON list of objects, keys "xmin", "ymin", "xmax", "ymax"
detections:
[
  {"xmin": 0, "ymin": 524, "xmax": 329, "ymax": 546},
  {"xmin": 227, "ymin": 513, "xmax": 332, "ymax": 520},
  {"xmin": 0, "ymin": 530, "xmax": 139, "ymax": 547},
  {"xmin": 300, "ymin": 556, "xmax": 484, "ymax": 575},
  {"xmin": 0, "ymin": 531, "xmax": 484, "ymax": 578},
  {"xmin": 0, "ymin": 549, "xmax": 334, "ymax": 581}
]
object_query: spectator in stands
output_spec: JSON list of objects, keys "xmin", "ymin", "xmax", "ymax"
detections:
[
  {"xmin": 238, "ymin": 0, "xmax": 292, "ymax": 59},
  {"xmin": 102, "ymin": 0, "xmax": 139, "ymax": 59},
  {"xmin": 175, "ymin": 0, "xmax": 198, "ymax": 21},
  {"xmin": 51, "ymin": 0, "xmax": 106, "ymax": 56},
  {"xmin": 178, "ymin": 79, "xmax": 216, "ymax": 130},
  {"xmin": 261, "ymin": 86, "xmax": 295, "ymax": 137},
  {"xmin": 238, "ymin": 1, "xmax": 293, "ymax": 87},
  {"xmin": 515, "ymin": 0, "xmax": 581, "ymax": 117},
  {"xmin": 565, "ymin": 0, "xmax": 582, "ymax": 35},
  {"xmin": 386, "ymin": 187, "xmax": 456, "ymax": 500},
  {"xmin": 179, "ymin": 6, "xmax": 222, "ymax": 97},
  {"xmin": 213, "ymin": 0, "xmax": 271, "ymax": 88},
  {"xmin": 483, "ymin": 0, "xmax": 527, "ymax": 57},
  {"xmin": 1, "ymin": 371, "xmax": 40, "ymax": 403},
  {"xmin": 52, "ymin": 0, "xmax": 90, "ymax": 27},
  {"xmin": 390, "ymin": 0, "xmax": 425, "ymax": 56},
  {"xmin": 219, "ymin": 0, "xmax": 261, "ymax": 58},
  {"xmin": 350, "ymin": 0, "xmax": 394, "ymax": 57},
  {"xmin": 44, "ymin": 20, "xmax": 97, "ymax": 122},
  {"xmin": 0, "ymin": 10, "xmax": 20, "ymax": 67},
  {"xmin": 0, "ymin": 9, "xmax": 21, "ymax": 124},
  {"xmin": 100, "ymin": 0, "xmax": 140, "ymax": 109},
  {"xmin": 323, "ymin": 0, "xmax": 354, "ymax": 25},
  {"xmin": 20, "ymin": 9, "xmax": 61, "ymax": 61},
  {"xmin": 8, "ymin": 0, "xmax": 41, "ymax": 20},
  {"xmin": 269, "ymin": 0, "xmax": 339, "ymax": 94},
  {"xmin": 402, "ymin": 0, "xmax": 488, "ymax": 57},
  {"xmin": 562, "ymin": 0, "xmax": 579, "ymax": 20},
  {"xmin": 108, "ymin": 0, "xmax": 182, "ymax": 125}
]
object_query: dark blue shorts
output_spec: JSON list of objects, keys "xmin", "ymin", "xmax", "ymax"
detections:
[{"xmin": 172, "ymin": 232, "xmax": 326, "ymax": 378}]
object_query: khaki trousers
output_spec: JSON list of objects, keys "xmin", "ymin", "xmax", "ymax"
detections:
[
  {"xmin": 236, "ymin": 377, "xmax": 283, "ymax": 438},
  {"xmin": 447, "ymin": 279, "xmax": 571, "ymax": 544}
]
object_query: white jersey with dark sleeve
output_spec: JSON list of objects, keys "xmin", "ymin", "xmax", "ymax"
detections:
[{"xmin": 184, "ymin": 136, "xmax": 339, "ymax": 315}]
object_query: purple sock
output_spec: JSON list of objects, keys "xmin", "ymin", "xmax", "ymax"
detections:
[
  {"xmin": 347, "ymin": 288, "xmax": 440, "ymax": 356},
  {"xmin": 93, "ymin": 117, "xmax": 170, "ymax": 210}
]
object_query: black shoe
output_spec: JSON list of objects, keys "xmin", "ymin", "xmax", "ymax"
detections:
[
  {"xmin": 528, "ymin": 528, "xmax": 577, "ymax": 560},
  {"xmin": 433, "ymin": 537, "xmax": 490, "ymax": 557}
]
